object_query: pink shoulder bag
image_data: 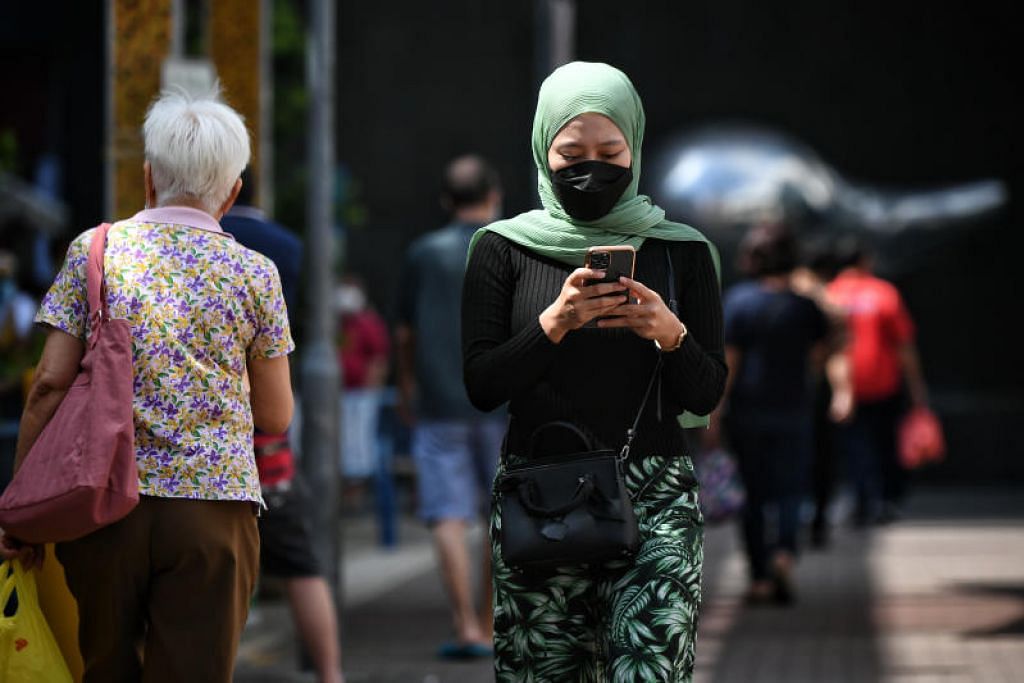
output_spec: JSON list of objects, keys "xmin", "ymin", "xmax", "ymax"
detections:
[{"xmin": 0, "ymin": 223, "xmax": 138, "ymax": 543}]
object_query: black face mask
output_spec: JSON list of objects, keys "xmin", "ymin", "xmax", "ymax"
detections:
[{"xmin": 550, "ymin": 161, "xmax": 633, "ymax": 221}]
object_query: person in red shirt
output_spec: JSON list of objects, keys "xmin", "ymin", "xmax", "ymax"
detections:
[
  {"xmin": 336, "ymin": 276, "xmax": 390, "ymax": 496},
  {"xmin": 827, "ymin": 239, "xmax": 929, "ymax": 524}
]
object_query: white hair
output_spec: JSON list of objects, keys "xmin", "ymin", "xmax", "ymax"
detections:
[{"xmin": 143, "ymin": 88, "xmax": 251, "ymax": 213}]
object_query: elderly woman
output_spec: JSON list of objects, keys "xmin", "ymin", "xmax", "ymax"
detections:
[
  {"xmin": 0, "ymin": 91, "xmax": 293, "ymax": 682},
  {"xmin": 462, "ymin": 62, "xmax": 726, "ymax": 681}
]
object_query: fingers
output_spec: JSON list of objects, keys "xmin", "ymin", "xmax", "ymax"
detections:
[
  {"xmin": 571, "ymin": 295, "xmax": 628, "ymax": 324},
  {"xmin": 619, "ymin": 276, "xmax": 660, "ymax": 302},
  {"xmin": 595, "ymin": 302, "xmax": 662, "ymax": 333},
  {"xmin": 577, "ymin": 281, "xmax": 628, "ymax": 299},
  {"xmin": 567, "ymin": 268, "xmax": 606, "ymax": 288}
]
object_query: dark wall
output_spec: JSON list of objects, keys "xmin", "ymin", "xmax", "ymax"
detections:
[
  {"xmin": 337, "ymin": 1, "xmax": 538, "ymax": 312},
  {"xmin": 577, "ymin": 2, "xmax": 1019, "ymax": 187}
]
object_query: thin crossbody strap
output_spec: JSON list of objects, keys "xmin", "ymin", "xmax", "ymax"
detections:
[
  {"xmin": 619, "ymin": 354, "xmax": 663, "ymax": 462},
  {"xmin": 621, "ymin": 246, "xmax": 678, "ymax": 460},
  {"xmin": 655, "ymin": 246, "xmax": 678, "ymax": 424}
]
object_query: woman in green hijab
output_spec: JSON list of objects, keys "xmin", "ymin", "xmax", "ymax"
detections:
[{"xmin": 462, "ymin": 62, "xmax": 726, "ymax": 681}]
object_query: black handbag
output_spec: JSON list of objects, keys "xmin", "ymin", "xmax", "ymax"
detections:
[{"xmin": 495, "ymin": 354, "xmax": 664, "ymax": 573}]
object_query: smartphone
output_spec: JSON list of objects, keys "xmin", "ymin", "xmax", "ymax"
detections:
[
  {"xmin": 583, "ymin": 245, "xmax": 637, "ymax": 322},
  {"xmin": 584, "ymin": 245, "xmax": 636, "ymax": 292}
]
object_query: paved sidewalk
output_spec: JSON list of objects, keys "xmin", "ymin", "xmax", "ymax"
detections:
[
  {"xmin": 235, "ymin": 487, "xmax": 1024, "ymax": 682},
  {"xmin": 696, "ymin": 487, "xmax": 1024, "ymax": 683}
]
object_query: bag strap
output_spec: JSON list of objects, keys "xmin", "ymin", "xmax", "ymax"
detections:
[
  {"xmin": 618, "ymin": 245, "xmax": 679, "ymax": 461},
  {"xmin": 665, "ymin": 245, "xmax": 679, "ymax": 317},
  {"xmin": 528, "ymin": 420, "xmax": 594, "ymax": 458},
  {"xmin": 619, "ymin": 353, "xmax": 663, "ymax": 462},
  {"xmin": 86, "ymin": 223, "xmax": 113, "ymax": 322}
]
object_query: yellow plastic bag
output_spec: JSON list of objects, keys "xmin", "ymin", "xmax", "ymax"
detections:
[
  {"xmin": 0, "ymin": 559, "xmax": 73, "ymax": 682},
  {"xmin": 36, "ymin": 546, "xmax": 82, "ymax": 682}
]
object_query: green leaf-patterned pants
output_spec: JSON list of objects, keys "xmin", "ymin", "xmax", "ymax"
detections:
[{"xmin": 491, "ymin": 455, "xmax": 704, "ymax": 682}]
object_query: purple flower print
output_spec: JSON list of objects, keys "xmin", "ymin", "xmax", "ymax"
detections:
[
  {"xmin": 159, "ymin": 474, "xmax": 181, "ymax": 493},
  {"xmin": 141, "ymin": 394, "xmax": 163, "ymax": 411},
  {"xmin": 208, "ymin": 473, "xmax": 230, "ymax": 491},
  {"xmin": 182, "ymin": 252, "xmax": 200, "ymax": 268},
  {"xmin": 189, "ymin": 394, "xmax": 211, "ymax": 412}
]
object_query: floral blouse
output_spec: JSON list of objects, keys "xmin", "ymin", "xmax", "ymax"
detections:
[{"xmin": 36, "ymin": 207, "xmax": 294, "ymax": 504}]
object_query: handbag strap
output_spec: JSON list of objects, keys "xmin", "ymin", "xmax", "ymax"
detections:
[
  {"xmin": 86, "ymin": 223, "xmax": 113, "ymax": 324},
  {"xmin": 619, "ymin": 353, "xmax": 663, "ymax": 462},
  {"xmin": 665, "ymin": 245, "xmax": 679, "ymax": 317},
  {"xmin": 528, "ymin": 420, "xmax": 594, "ymax": 458},
  {"xmin": 615, "ymin": 245, "xmax": 679, "ymax": 461}
]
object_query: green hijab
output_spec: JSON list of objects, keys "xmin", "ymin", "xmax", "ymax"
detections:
[
  {"xmin": 468, "ymin": 61, "xmax": 716, "ymax": 270},
  {"xmin": 469, "ymin": 61, "xmax": 719, "ymax": 427}
]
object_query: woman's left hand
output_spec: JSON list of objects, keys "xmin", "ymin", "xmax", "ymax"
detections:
[{"xmin": 597, "ymin": 276, "xmax": 685, "ymax": 349}]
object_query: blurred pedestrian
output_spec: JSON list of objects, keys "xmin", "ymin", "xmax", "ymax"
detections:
[
  {"xmin": 791, "ymin": 237, "xmax": 853, "ymax": 548},
  {"xmin": 336, "ymin": 275, "xmax": 389, "ymax": 507},
  {"xmin": 222, "ymin": 171, "xmax": 346, "ymax": 683},
  {"xmin": 462, "ymin": 62, "xmax": 725, "ymax": 680},
  {"xmin": 828, "ymin": 237, "xmax": 930, "ymax": 525},
  {"xmin": 713, "ymin": 223, "xmax": 833, "ymax": 604},
  {"xmin": 395, "ymin": 154, "xmax": 505, "ymax": 659},
  {"xmin": 0, "ymin": 90, "xmax": 294, "ymax": 682}
]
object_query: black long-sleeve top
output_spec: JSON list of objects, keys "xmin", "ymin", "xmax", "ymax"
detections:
[{"xmin": 462, "ymin": 231, "xmax": 727, "ymax": 460}]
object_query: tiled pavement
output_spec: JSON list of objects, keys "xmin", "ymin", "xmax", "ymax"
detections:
[{"xmin": 235, "ymin": 487, "xmax": 1024, "ymax": 682}]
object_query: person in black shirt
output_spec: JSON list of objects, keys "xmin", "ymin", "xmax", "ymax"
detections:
[
  {"xmin": 715, "ymin": 223, "xmax": 831, "ymax": 606},
  {"xmin": 222, "ymin": 174, "xmax": 346, "ymax": 683},
  {"xmin": 461, "ymin": 61, "xmax": 725, "ymax": 681}
]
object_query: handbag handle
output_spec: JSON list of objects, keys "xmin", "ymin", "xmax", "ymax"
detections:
[
  {"xmin": 516, "ymin": 475, "xmax": 595, "ymax": 518},
  {"xmin": 528, "ymin": 420, "xmax": 594, "ymax": 459},
  {"xmin": 86, "ymin": 223, "xmax": 113, "ymax": 343}
]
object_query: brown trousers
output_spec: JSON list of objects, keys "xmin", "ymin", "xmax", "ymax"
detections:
[{"xmin": 56, "ymin": 495, "xmax": 259, "ymax": 683}]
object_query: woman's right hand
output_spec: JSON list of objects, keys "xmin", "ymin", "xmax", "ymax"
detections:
[
  {"xmin": 539, "ymin": 268, "xmax": 629, "ymax": 344},
  {"xmin": 0, "ymin": 529, "xmax": 44, "ymax": 570}
]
